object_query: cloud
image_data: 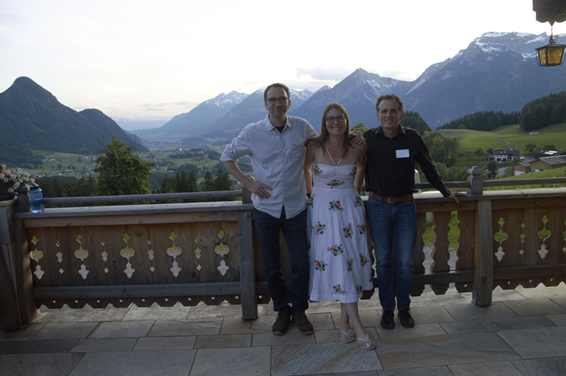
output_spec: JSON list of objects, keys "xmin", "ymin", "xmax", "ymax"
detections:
[{"xmin": 295, "ymin": 66, "xmax": 352, "ymax": 81}]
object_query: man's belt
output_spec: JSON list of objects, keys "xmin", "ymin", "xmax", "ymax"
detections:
[{"xmin": 369, "ymin": 192, "xmax": 413, "ymax": 203}]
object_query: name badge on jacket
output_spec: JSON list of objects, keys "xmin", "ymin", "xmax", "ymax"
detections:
[{"xmin": 396, "ymin": 149, "xmax": 410, "ymax": 158}]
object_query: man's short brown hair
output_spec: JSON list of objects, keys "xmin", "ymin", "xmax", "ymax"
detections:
[
  {"xmin": 375, "ymin": 94, "xmax": 404, "ymax": 112},
  {"xmin": 264, "ymin": 83, "xmax": 291, "ymax": 101}
]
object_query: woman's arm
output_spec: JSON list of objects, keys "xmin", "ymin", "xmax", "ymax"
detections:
[
  {"xmin": 354, "ymin": 144, "xmax": 367, "ymax": 194},
  {"xmin": 304, "ymin": 142, "xmax": 315, "ymax": 194}
]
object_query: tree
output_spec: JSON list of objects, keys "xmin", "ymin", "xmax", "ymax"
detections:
[
  {"xmin": 401, "ymin": 112, "xmax": 431, "ymax": 135},
  {"xmin": 351, "ymin": 122, "xmax": 368, "ymax": 133},
  {"xmin": 486, "ymin": 161, "xmax": 497, "ymax": 176},
  {"xmin": 474, "ymin": 147, "xmax": 485, "ymax": 158},
  {"xmin": 214, "ymin": 170, "xmax": 232, "ymax": 191},
  {"xmin": 201, "ymin": 170, "xmax": 215, "ymax": 192},
  {"xmin": 94, "ymin": 135, "xmax": 154, "ymax": 196},
  {"xmin": 525, "ymin": 143, "xmax": 537, "ymax": 152}
]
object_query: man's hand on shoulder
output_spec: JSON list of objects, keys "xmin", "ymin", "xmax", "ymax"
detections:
[{"xmin": 349, "ymin": 131, "xmax": 366, "ymax": 148}]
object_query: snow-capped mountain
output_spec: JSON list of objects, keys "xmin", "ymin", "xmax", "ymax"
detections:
[
  {"xmin": 131, "ymin": 31, "xmax": 566, "ymax": 137},
  {"xmin": 136, "ymin": 90, "xmax": 248, "ymax": 137}
]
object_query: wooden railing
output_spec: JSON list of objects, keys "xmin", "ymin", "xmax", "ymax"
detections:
[{"xmin": 1, "ymin": 168, "xmax": 565, "ymax": 330}]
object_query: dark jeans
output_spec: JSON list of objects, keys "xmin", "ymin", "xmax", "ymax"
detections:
[
  {"xmin": 253, "ymin": 207, "xmax": 310, "ymax": 316},
  {"xmin": 366, "ymin": 197, "xmax": 417, "ymax": 311}
]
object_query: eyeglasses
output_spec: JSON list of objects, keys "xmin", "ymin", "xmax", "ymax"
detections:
[
  {"xmin": 325, "ymin": 115, "xmax": 347, "ymax": 123},
  {"xmin": 265, "ymin": 97, "xmax": 289, "ymax": 104}
]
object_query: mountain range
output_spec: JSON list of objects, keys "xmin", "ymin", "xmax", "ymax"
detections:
[
  {"xmin": 0, "ymin": 77, "xmax": 146, "ymax": 165},
  {"xmin": 132, "ymin": 31, "xmax": 566, "ymax": 138},
  {"xmin": 2, "ymin": 31, "xmax": 566, "ymax": 165}
]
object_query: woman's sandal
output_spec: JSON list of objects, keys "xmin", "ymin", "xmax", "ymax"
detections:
[
  {"xmin": 356, "ymin": 334, "xmax": 375, "ymax": 350},
  {"xmin": 340, "ymin": 329, "xmax": 355, "ymax": 343}
]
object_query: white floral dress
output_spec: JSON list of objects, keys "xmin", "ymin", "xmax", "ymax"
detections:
[{"xmin": 307, "ymin": 160, "xmax": 373, "ymax": 303}]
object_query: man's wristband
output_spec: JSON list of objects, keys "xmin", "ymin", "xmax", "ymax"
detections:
[{"xmin": 306, "ymin": 193, "xmax": 312, "ymax": 198}]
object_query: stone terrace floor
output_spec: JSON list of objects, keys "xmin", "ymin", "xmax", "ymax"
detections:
[{"xmin": 1, "ymin": 284, "xmax": 566, "ymax": 376}]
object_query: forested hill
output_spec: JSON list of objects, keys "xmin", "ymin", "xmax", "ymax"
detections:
[
  {"xmin": 438, "ymin": 91, "xmax": 566, "ymax": 132},
  {"xmin": 0, "ymin": 77, "xmax": 146, "ymax": 166}
]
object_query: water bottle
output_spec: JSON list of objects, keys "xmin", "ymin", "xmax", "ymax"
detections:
[{"xmin": 29, "ymin": 186, "xmax": 44, "ymax": 213}]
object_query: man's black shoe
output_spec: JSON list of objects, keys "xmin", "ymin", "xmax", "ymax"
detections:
[
  {"xmin": 272, "ymin": 314, "xmax": 291, "ymax": 335},
  {"xmin": 398, "ymin": 309, "xmax": 415, "ymax": 328},
  {"xmin": 292, "ymin": 311, "xmax": 314, "ymax": 335},
  {"xmin": 380, "ymin": 310, "xmax": 395, "ymax": 330}
]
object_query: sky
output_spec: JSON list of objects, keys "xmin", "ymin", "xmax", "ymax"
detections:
[{"xmin": 0, "ymin": 0, "xmax": 562, "ymax": 122}]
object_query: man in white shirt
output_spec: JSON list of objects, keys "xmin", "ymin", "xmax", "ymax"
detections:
[{"xmin": 221, "ymin": 83, "xmax": 316, "ymax": 335}]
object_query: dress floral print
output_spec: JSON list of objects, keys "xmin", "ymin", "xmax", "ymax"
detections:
[{"xmin": 307, "ymin": 163, "xmax": 373, "ymax": 304}]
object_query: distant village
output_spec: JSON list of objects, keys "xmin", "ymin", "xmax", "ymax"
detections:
[{"xmin": 487, "ymin": 148, "xmax": 566, "ymax": 176}]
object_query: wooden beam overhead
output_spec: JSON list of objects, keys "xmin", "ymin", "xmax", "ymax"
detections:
[{"xmin": 533, "ymin": 0, "xmax": 566, "ymax": 24}]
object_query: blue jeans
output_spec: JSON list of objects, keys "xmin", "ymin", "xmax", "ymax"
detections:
[
  {"xmin": 253, "ymin": 207, "xmax": 310, "ymax": 315},
  {"xmin": 366, "ymin": 197, "xmax": 417, "ymax": 311}
]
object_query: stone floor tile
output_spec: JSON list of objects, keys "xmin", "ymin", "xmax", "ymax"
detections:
[
  {"xmin": 305, "ymin": 312, "xmax": 335, "ymax": 331},
  {"xmin": 68, "ymin": 349, "xmax": 196, "ymax": 376},
  {"xmin": 71, "ymin": 338, "xmax": 137, "ymax": 352},
  {"xmin": 148, "ymin": 319, "xmax": 222, "ymax": 337},
  {"xmin": 491, "ymin": 287, "xmax": 530, "ymax": 302},
  {"xmin": 497, "ymin": 327, "xmax": 566, "ymax": 358},
  {"xmin": 502, "ymin": 298, "xmax": 566, "ymax": 317},
  {"xmin": 376, "ymin": 332, "xmax": 520, "ymax": 369},
  {"xmin": 376, "ymin": 323, "xmax": 446, "ymax": 339},
  {"xmin": 443, "ymin": 301, "xmax": 518, "ymax": 321},
  {"xmin": 133, "ymin": 336, "xmax": 196, "ymax": 351},
  {"xmin": 440, "ymin": 319, "xmax": 499, "ymax": 334},
  {"xmin": 0, "ymin": 353, "xmax": 85, "ymax": 376},
  {"xmin": 89, "ymin": 320, "xmax": 154, "ymax": 338},
  {"xmin": 32, "ymin": 322, "xmax": 98, "ymax": 340},
  {"xmin": 511, "ymin": 356, "xmax": 566, "ymax": 376},
  {"xmin": 357, "ymin": 309, "xmax": 383, "ymax": 328},
  {"xmin": 122, "ymin": 303, "xmax": 190, "ymax": 321},
  {"xmin": 448, "ymin": 360, "xmax": 524, "ymax": 376},
  {"xmin": 551, "ymin": 297, "xmax": 566, "ymax": 310},
  {"xmin": 220, "ymin": 314, "xmax": 274, "ymax": 335},
  {"xmin": 271, "ymin": 342, "xmax": 381, "ymax": 375},
  {"xmin": 252, "ymin": 330, "xmax": 316, "ymax": 347},
  {"xmin": 407, "ymin": 305, "xmax": 455, "ymax": 325},
  {"xmin": 314, "ymin": 328, "xmax": 378, "ymax": 344},
  {"xmin": 9, "ymin": 339, "xmax": 78, "ymax": 354},
  {"xmin": 189, "ymin": 347, "xmax": 270, "ymax": 376},
  {"xmin": 187, "ymin": 300, "xmax": 257, "ymax": 320},
  {"xmin": 36, "ymin": 305, "xmax": 128, "ymax": 323},
  {"xmin": 513, "ymin": 283, "xmax": 566, "ymax": 300},
  {"xmin": 492, "ymin": 315, "xmax": 556, "ymax": 331},
  {"xmin": 0, "ymin": 341, "xmax": 19, "ymax": 355},
  {"xmin": 314, "ymin": 329, "xmax": 342, "ymax": 344},
  {"xmin": 307, "ymin": 300, "xmax": 344, "ymax": 313},
  {"xmin": 409, "ymin": 289, "xmax": 472, "ymax": 307},
  {"xmin": 194, "ymin": 333, "xmax": 251, "ymax": 349},
  {"xmin": 378, "ymin": 365, "xmax": 453, "ymax": 376},
  {"xmin": 0, "ymin": 323, "xmax": 45, "ymax": 341},
  {"xmin": 307, "ymin": 372, "xmax": 378, "ymax": 376},
  {"xmin": 546, "ymin": 313, "xmax": 566, "ymax": 327}
]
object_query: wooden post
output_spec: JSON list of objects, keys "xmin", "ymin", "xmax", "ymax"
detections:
[
  {"xmin": 14, "ymin": 218, "xmax": 38, "ymax": 326},
  {"xmin": 0, "ymin": 198, "xmax": 21, "ymax": 329},
  {"xmin": 473, "ymin": 199, "xmax": 493, "ymax": 306},
  {"xmin": 467, "ymin": 166, "xmax": 483, "ymax": 195},
  {"xmin": 16, "ymin": 185, "xmax": 31, "ymax": 213},
  {"xmin": 238, "ymin": 210, "xmax": 257, "ymax": 320}
]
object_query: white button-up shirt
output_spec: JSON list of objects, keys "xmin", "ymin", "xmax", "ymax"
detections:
[{"xmin": 221, "ymin": 114, "xmax": 317, "ymax": 219}]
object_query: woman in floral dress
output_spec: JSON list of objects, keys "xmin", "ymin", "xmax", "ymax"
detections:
[{"xmin": 304, "ymin": 103, "xmax": 374, "ymax": 350}]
